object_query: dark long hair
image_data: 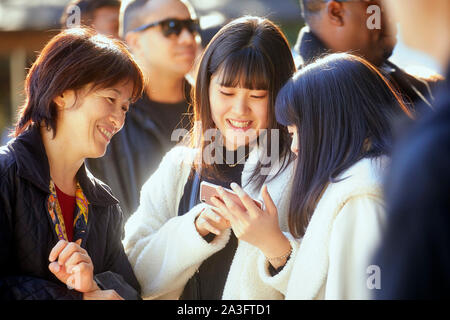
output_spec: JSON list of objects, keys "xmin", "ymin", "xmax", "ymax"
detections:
[
  {"xmin": 275, "ymin": 53, "xmax": 412, "ymax": 238},
  {"xmin": 191, "ymin": 16, "xmax": 296, "ymax": 189},
  {"xmin": 14, "ymin": 27, "xmax": 144, "ymax": 137}
]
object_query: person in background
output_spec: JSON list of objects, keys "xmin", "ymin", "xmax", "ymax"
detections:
[
  {"xmin": 373, "ymin": 0, "xmax": 450, "ymax": 299},
  {"xmin": 295, "ymin": 0, "xmax": 436, "ymax": 114},
  {"xmin": 86, "ymin": 0, "xmax": 199, "ymax": 220},
  {"xmin": 0, "ymin": 28, "xmax": 144, "ymax": 300},
  {"xmin": 123, "ymin": 16, "xmax": 296, "ymax": 300},
  {"xmin": 61, "ymin": 0, "xmax": 121, "ymax": 38}
]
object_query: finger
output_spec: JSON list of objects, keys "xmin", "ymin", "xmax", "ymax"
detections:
[
  {"xmin": 197, "ymin": 216, "xmax": 221, "ymax": 235},
  {"xmin": 70, "ymin": 262, "xmax": 92, "ymax": 286},
  {"xmin": 49, "ymin": 240, "xmax": 68, "ymax": 262},
  {"xmin": 65, "ymin": 252, "xmax": 91, "ymax": 274},
  {"xmin": 261, "ymin": 185, "xmax": 277, "ymax": 214},
  {"xmin": 206, "ymin": 206, "xmax": 223, "ymax": 223},
  {"xmin": 109, "ymin": 290, "xmax": 125, "ymax": 300},
  {"xmin": 49, "ymin": 261, "xmax": 70, "ymax": 284},
  {"xmin": 230, "ymin": 182, "xmax": 260, "ymax": 218},
  {"xmin": 217, "ymin": 187, "xmax": 247, "ymax": 217},
  {"xmin": 210, "ymin": 196, "xmax": 237, "ymax": 223},
  {"xmin": 58, "ymin": 242, "xmax": 84, "ymax": 266}
]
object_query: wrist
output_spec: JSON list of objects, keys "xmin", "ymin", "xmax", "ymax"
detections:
[{"xmin": 260, "ymin": 232, "xmax": 291, "ymax": 259}]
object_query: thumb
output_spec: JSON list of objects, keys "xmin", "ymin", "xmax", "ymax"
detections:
[{"xmin": 261, "ymin": 185, "xmax": 277, "ymax": 215}]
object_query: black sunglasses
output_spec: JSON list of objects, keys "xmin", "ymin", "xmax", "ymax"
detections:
[{"xmin": 132, "ymin": 18, "xmax": 200, "ymax": 37}]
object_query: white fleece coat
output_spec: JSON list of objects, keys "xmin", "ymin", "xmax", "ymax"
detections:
[
  {"xmin": 123, "ymin": 145, "xmax": 295, "ymax": 299},
  {"xmin": 222, "ymin": 156, "xmax": 388, "ymax": 300}
]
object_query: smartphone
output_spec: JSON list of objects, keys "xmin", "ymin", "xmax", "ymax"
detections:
[{"xmin": 199, "ymin": 181, "xmax": 264, "ymax": 211}]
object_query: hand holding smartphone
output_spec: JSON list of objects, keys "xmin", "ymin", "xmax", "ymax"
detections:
[{"xmin": 199, "ymin": 181, "xmax": 264, "ymax": 211}]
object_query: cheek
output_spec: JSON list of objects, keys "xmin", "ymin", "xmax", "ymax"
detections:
[
  {"xmin": 209, "ymin": 92, "xmax": 227, "ymax": 124},
  {"xmin": 253, "ymin": 100, "xmax": 269, "ymax": 128}
]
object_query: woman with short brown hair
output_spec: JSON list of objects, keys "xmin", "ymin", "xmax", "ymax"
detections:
[{"xmin": 0, "ymin": 27, "xmax": 144, "ymax": 300}]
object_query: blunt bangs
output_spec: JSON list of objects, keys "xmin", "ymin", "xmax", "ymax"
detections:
[{"xmin": 213, "ymin": 47, "xmax": 271, "ymax": 90}]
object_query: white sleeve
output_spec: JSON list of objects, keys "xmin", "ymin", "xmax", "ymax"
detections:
[
  {"xmin": 324, "ymin": 195, "xmax": 385, "ymax": 299},
  {"xmin": 123, "ymin": 149, "xmax": 231, "ymax": 299},
  {"xmin": 256, "ymin": 234, "xmax": 301, "ymax": 296},
  {"xmin": 221, "ymin": 233, "xmax": 300, "ymax": 300}
]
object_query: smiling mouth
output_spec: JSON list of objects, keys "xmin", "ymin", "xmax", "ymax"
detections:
[
  {"xmin": 227, "ymin": 119, "xmax": 253, "ymax": 130},
  {"xmin": 98, "ymin": 126, "xmax": 113, "ymax": 141}
]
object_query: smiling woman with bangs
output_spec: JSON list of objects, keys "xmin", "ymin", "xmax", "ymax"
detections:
[
  {"xmin": 0, "ymin": 27, "xmax": 144, "ymax": 300},
  {"xmin": 123, "ymin": 16, "xmax": 296, "ymax": 299}
]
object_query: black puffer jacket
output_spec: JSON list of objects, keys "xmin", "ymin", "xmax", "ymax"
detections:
[{"xmin": 0, "ymin": 126, "xmax": 141, "ymax": 300}]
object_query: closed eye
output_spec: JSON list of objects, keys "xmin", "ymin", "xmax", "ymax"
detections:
[
  {"xmin": 220, "ymin": 90, "xmax": 233, "ymax": 96},
  {"xmin": 106, "ymin": 97, "xmax": 116, "ymax": 104},
  {"xmin": 250, "ymin": 94, "xmax": 267, "ymax": 99}
]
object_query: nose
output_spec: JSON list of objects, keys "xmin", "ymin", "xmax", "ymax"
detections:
[
  {"xmin": 178, "ymin": 27, "xmax": 195, "ymax": 45},
  {"xmin": 109, "ymin": 109, "xmax": 126, "ymax": 132},
  {"xmin": 232, "ymin": 95, "xmax": 249, "ymax": 115}
]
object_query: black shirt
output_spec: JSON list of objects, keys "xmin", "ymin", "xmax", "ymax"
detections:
[{"xmin": 178, "ymin": 147, "xmax": 248, "ymax": 300}]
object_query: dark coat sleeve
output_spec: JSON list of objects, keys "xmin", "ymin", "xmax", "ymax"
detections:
[
  {"xmin": 0, "ymin": 165, "xmax": 82, "ymax": 300},
  {"xmin": 373, "ymin": 104, "xmax": 450, "ymax": 299},
  {"xmin": 93, "ymin": 204, "xmax": 141, "ymax": 300}
]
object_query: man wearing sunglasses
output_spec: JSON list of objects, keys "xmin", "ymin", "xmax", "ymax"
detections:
[
  {"xmin": 86, "ymin": 0, "xmax": 199, "ymax": 221},
  {"xmin": 294, "ymin": 0, "xmax": 436, "ymax": 113}
]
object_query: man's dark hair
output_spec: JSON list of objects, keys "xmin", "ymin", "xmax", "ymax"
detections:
[
  {"xmin": 120, "ymin": 0, "xmax": 149, "ymax": 37},
  {"xmin": 61, "ymin": 0, "xmax": 121, "ymax": 28}
]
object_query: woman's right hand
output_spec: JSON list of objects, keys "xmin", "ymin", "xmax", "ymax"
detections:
[
  {"xmin": 83, "ymin": 289, "xmax": 124, "ymax": 300},
  {"xmin": 195, "ymin": 206, "xmax": 231, "ymax": 236}
]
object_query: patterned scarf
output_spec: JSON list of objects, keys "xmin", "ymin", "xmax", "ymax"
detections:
[{"xmin": 47, "ymin": 180, "xmax": 89, "ymax": 245}]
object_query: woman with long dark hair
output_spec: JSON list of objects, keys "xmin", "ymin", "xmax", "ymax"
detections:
[
  {"xmin": 123, "ymin": 16, "xmax": 296, "ymax": 299},
  {"xmin": 213, "ymin": 53, "xmax": 412, "ymax": 299},
  {"xmin": 0, "ymin": 28, "xmax": 144, "ymax": 300}
]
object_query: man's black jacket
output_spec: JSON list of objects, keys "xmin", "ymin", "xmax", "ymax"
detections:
[
  {"xmin": 294, "ymin": 27, "xmax": 436, "ymax": 114},
  {"xmin": 0, "ymin": 126, "xmax": 141, "ymax": 300}
]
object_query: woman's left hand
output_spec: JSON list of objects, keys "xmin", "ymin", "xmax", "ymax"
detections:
[
  {"xmin": 210, "ymin": 183, "xmax": 290, "ymax": 259},
  {"xmin": 48, "ymin": 240, "xmax": 98, "ymax": 293}
]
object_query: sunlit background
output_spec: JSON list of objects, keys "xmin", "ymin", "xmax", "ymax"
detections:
[{"xmin": 0, "ymin": 0, "xmax": 440, "ymax": 141}]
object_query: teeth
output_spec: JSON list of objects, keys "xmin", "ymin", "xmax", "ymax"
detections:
[
  {"xmin": 99, "ymin": 127, "xmax": 112, "ymax": 140},
  {"xmin": 228, "ymin": 119, "xmax": 251, "ymax": 128}
]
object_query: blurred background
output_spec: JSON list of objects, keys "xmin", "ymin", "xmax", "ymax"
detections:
[{"xmin": 0, "ymin": 0, "xmax": 440, "ymax": 139}]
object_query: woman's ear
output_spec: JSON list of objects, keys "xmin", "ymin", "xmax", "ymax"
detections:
[
  {"xmin": 53, "ymin": 90, "xmax": 76, "ymax": 110},
  {"xmin": 327, "ymin": 1, "xmax": 345, "ymax": 26},
  {"xmin": 53, "ymin": 93, "xmax": 66, "ymax": 110}
]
